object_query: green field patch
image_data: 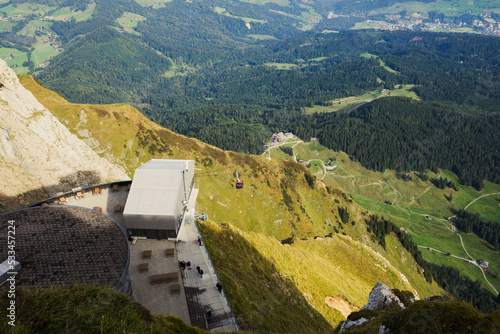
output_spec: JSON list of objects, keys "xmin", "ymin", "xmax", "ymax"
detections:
[
  {"xmin": 16, "ymin": 23, "xmax": 36, "ymax": 36},
  {"xmin": 267, "ymin": 7, "xmax": 322, "ymax": 31},
  {"xmin": 163, "ymin": 59, "xmax": 196, "ymax": 78},
  {"xmin": 0, "ymin": 3, "xmax": 54, "ymax": 17},
  {"xmin": 116, "ymin": 12, "xmax": 146, "ymax": 35},
  {"xmin": 360, "ymin": 52, "xmax": 377, "ymax": 59},
  {"xmin": 451, "ymin": 27, "xmax": 479, "ymax": 34},
  {"xmin": 420, "ymin": 234, "xmax": 500, "ymax": 294},
  {"xmin": 296, "ymin": 7, "xmax": 322, "ymax": 31},
  {"xmin": 465, "ymin": 193, "xmax": 500, "ymax": 223},
  {"xmin": 352, "ymin": 21, "xmax": 384, "ymax": 30},
  {"xmin": 293, "ymin": 141, "xmax": 333, "ymax": 163},
  {"xmin": 32, "ymin": 39, "xmax": 59, "ymax": 68},
  {"xmin": 264, "ymin": 62, "xmax": 298, "ymax": 70},
  {"xmin": 359, "ymin": 53, "xmax": 399, "ymax": 73},
  {"xmin": 305, "ymin": 85, "xmax": 419, "ymax": 114},
  {"xmin": 29, "ymin": 20, "xmax": 50, "ymax": 28},
  {"xmin": 213, "ymin": 6, "xmax": 266, "ymax": 24},
  {"xmin": 50, "ymin": 3, "xmax": 96, "ymax": 22},
  {"xmin": 306, "ymin": 161, "xmax": 322, "ymax": 174},
  {"xmin": 247, "ymin": 34, "xmax": 277, "ymax": 40},
  {"xmin": 421, "ymin": 250, "xmax": 486, "ymax": 286},
  {"xmin": 460, "ymin": 232, "xmax": 500, "ymax": 282},
  {"xmin": 270, "ymin": 147, "xmax": 293, "ymax": 160},
  {"xmin": 309, "ymin": 57, "xmax": 328, "ymax": 62},
  {"xmin": 379, "ymin": 59, "xmax": 399, "ymax": 74},
  {"xmin": 0, "ymin": 20, "xmax": 13, "ymax": 32},
  {"xmin": 240, "ymin": 0, "xmax": 290, "ymax": 6},
  {"xmin": 0, "ymin": 47, "xmax": 28, "ymax": 73},
  {"xmin": 133, "ymin": 0, "xmax": 173, "ymax": 9}
]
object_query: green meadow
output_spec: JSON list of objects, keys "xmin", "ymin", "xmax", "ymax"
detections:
[
  {"xmin": 0, "ymin": 47, "xmax": 28, "ymax": 74},
  {"xmin": 32, "ymin": 38, "xmax": 59, "ymax": 67},
  {"xmin": 247, "ymin": 34, "xmax": 277, "ymax": 40},
  {"xmin": 264, "ymin": 62, "xmax": 299, "ymax": 70},
  {"xmin": 269, "ymin": 139, "xmax": 500, "ymax": 294},
  {"xmin": 0, "ymin": 20, "xmax": 13, "ymax": 32},
  {"xmin": 305, "ymin": 85, "xmax": 418, "ymax": 114},
  {"xmin": 116, "ymin": 12, "xmax": 147, "ymax": 35},
  {"xmin": 51, "ymin": 3, "xmax": 96, "ymax": 22},
  {"xmin": 0, "ymin": 3, "xmax": 54, "ymax": 17},
  {"xmin": 133, "ymin": 0, "xmax": 173, "ymax": 9}
]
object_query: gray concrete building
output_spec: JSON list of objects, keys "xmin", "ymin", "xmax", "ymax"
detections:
[{"xmin": 123, "ymin": 159, "xmax": 195, "ymax": 239}]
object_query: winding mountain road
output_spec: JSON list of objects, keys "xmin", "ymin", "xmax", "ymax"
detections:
[
  {"xmin": 302, "ymin": 159, "xmax": 328, "ymax": 180},
  {"xmin": 262, "ymin": 139, "xmax": 303, "ymax": 160}
]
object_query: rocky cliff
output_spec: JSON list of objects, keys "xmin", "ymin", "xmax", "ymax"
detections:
[{"xmin": 0, "ymin": 60, "xmax": 128, "ymax": 212}]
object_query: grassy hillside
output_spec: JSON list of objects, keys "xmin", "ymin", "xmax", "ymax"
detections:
[
  {"xmin": 200, "ymin": 221, "xmax": 442, "ymax": 331},
  {"xmin": 18, "ymin": 75, "xmax": 443, "ymax": 331},
  {"xmin": 267, "ymin": 140, "xmax": 500, "ymax": 294},
  {"xmin": 0, "ymin": 285, "xmax": 209, "ymax": 334}
]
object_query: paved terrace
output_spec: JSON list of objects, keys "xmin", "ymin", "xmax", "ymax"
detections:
[{"xmin": 44, "ymin": 183, "xmax": 238, "ymax": 332}]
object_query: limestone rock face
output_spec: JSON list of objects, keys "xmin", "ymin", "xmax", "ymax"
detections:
[
  {"xmin": 0, "ymin": 60, "xmax": 129, "ymax": 211},
  {"xmin": 362, "ymin": 281, "xmax": 405, "ymax": 310}
]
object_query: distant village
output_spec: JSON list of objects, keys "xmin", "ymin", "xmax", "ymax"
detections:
[{"xmin": 327, "ymin": 12, "xmax": 500, "ymax": 37}]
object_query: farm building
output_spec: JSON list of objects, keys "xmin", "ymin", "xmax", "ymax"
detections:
[
  {"xmin": 123, "ymin": 159, "xmax": 195, "ymax": 239},
  {"xmin": 478, "ymin": 260, "xmax": 489, "ymax": 268}
]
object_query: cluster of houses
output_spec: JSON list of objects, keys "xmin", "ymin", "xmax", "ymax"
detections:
[{"xmin": 272, "ymin": 132, "xmax": 295, "ymax": 144}]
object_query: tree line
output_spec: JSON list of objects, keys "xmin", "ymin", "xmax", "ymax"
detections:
[{"xmin": 453, "ymin": 210, "xmax": 500, "ymax": 250}]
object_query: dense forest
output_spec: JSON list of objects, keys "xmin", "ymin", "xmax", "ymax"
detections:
[
  {"xmin": 38, "ymin": 28, "xmax": 500, "ymax": 188},
  {"xmin": 37, "ymin": 27, "xmax": 172, "ymax": 103},
  {"xmin": 365, "ymin": 215, "xmax": 500, "ymax": 313}
]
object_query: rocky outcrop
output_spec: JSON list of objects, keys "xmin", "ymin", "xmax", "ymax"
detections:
[
  {"xmin": 0, "ymin": 60, "xmax": 129, "ymax": 211},
  {"xmin": 339, "ymin": 282, "xmax": 408, "ymax": 332},
  {"xmin": 340, "ymin": 317, "xmax": 371, "ymax": 332},
  {"xmin": 362, "ymin": 281, "xmax": 405, "ymax": 310}
]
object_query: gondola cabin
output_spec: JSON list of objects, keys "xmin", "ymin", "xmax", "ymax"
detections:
[{"xmin": 236, "ymin": 180, "xmax": 243, "ymax": 189}]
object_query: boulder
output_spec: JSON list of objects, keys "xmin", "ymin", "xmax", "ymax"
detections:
[
  {"xmin": 340, "ymin": 317, "xmax": 371, "ymax": 332},
  {"xmin": 362, "ymin": 281, "xmax": 405, "ymax": 310}
]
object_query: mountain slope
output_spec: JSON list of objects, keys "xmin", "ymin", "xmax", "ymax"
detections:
[
  {"xmin": 0, "ymin": 59, "xmax": 128, "ymax": 212},
  {"xmin": 16, "ymin": 74, "xmax": 444, "ymax": 331}
]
